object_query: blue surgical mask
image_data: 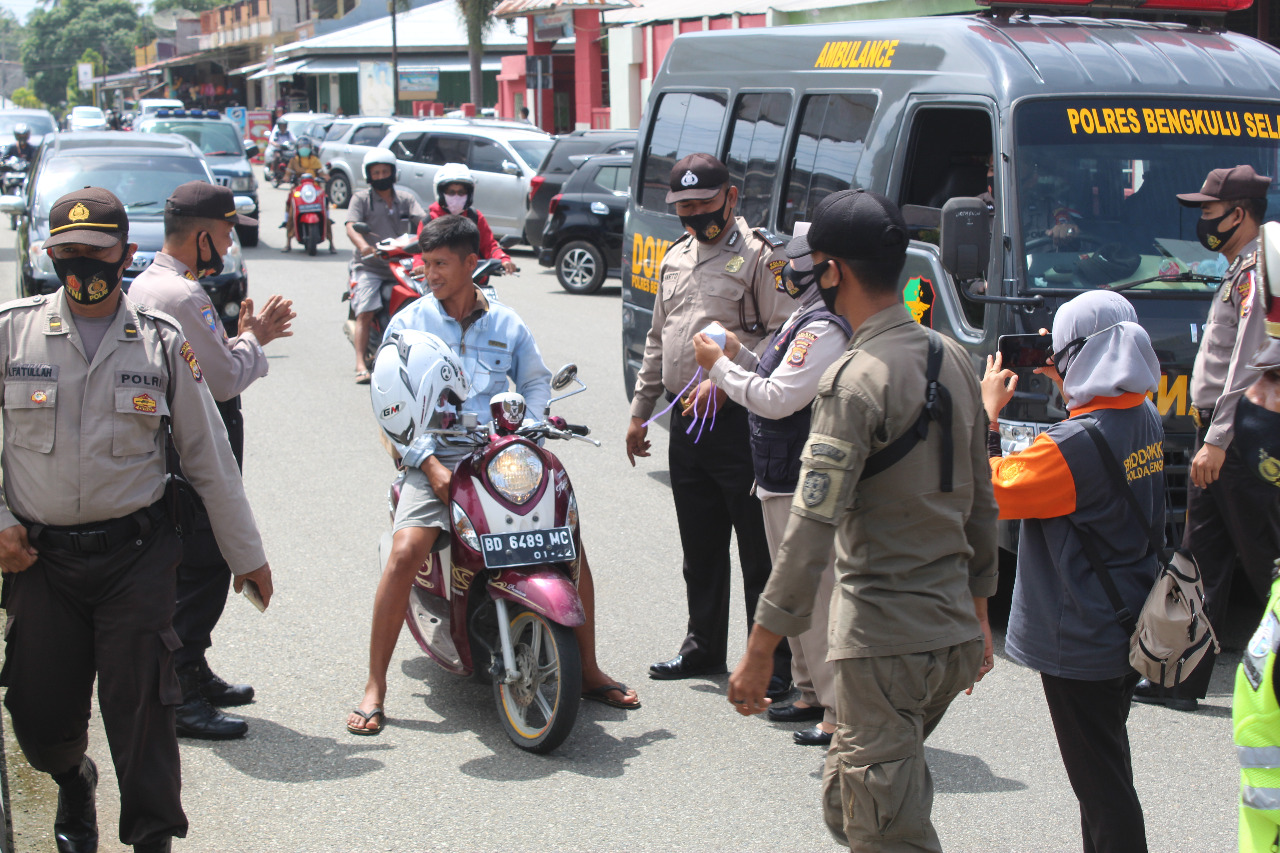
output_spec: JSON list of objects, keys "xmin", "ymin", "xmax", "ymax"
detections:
[{"xmin": 298, "ymin": 147, "xmax": 311, "ymax": 158}]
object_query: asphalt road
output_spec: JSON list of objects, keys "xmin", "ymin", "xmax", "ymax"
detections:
[{"xmin": 0, "ymin": 181, "xmax": 1242, "ymax": 852}]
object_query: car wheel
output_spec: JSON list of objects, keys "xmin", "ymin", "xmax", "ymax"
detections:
[
  {"xmin": 555, "ymin": 240, "xmax": 606, "ymax": 295},
  {"xmin": 237, "ymin": 224, "xmax": 259, "ymax": 247},
  {"xmin": 328, "ymin": 172, "xmax": 352, "ymax": 209}
]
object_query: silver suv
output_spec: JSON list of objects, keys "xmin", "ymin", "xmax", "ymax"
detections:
[
  {"xmin": 377, "ymin": 119, "xmax": 553, "ymax": 244},
  {"xmin": 320, "ymin": 116, "xmax": 403, "ymax": 208}
]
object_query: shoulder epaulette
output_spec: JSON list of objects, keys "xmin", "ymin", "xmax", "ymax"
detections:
[
  {"xmin": 1242, "ymin": 250, "xmax": 1259, "ymax": 271},
  {"xmin": 670, "ymin": 232, "xmax": 692, "ymax": 249},
  {"xmin": 135, "ymin": 304, "xmax": 183, "ymax": 333},
  {"xmin": 753, "ymin": 227, "xmax": 787, "ymax": 249},
  {"xmin": 0, "ymin": 294, "xmax": 46, "ymax": 312}
]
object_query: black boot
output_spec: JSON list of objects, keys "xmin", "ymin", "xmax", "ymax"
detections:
[
  {"xmin": 195, "ymin": 659, "xmax": 254, "ymax": 707},
  {"xmin": 133, "ymin": 840, "xmax": 172, "ymax": 853},
  {"xmin": 53, "ymin": 756, "xmax": 98, "ymax": 853},
  {"xmin": 175, "ymin": 664, "xmax": 248, "ymax": 740}
]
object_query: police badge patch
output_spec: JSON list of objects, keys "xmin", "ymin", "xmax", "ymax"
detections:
[
  {"xmin": 201, "ymin": 304, "xmax": 222, "ymax": 336},
  {"xmin": 802, "ymin": 471, "xmax": 830, "ymax": 507}
]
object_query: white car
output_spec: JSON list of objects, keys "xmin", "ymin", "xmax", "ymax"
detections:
[
  {"xmin": 67, "ymin": 106, "xmax": 108, "ymax": 132},
  {"xmin": 137, "ymin": 98, "xmax": 185, "ymax": 121}
]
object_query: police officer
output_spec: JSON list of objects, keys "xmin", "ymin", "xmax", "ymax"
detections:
[
  {"xmin": 0, "ymin": 188, "xmax": 273, "ymax": 852},
  {"xmin": 728, "ymin": 190, "xmax": 997, "ymax": 852},
  {"xmin": 1137, "ymin": 165, "xmax": 1280, "ymax": 711},
  {"xmin": 625, "ymin": 153, "xmax": 792, "ymax": 685},
  {"xmin": 128, "ymin": 180, "xmax": 294, "ymax": 740},
  {"xmin": 691, "ymin": 224, "xmax": 851, "ymax": 746}
]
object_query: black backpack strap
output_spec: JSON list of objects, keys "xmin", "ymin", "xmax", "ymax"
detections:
[{"xmin": 860, "ymin": 330, "xmax": 954, "ymax": 492}]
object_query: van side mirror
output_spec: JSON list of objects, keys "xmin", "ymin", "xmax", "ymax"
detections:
[
  {"xmin": 939, "ymin": 197, "xmax": 990, "ymax": 281},
  {"xmin": 244, "ymin": 141, "xmax": 259, "ymax": 159}
]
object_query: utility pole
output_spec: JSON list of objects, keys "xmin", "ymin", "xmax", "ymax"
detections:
[{"xmin": 389, "ymin": 0, "xmax": 399, "ymax": 112}]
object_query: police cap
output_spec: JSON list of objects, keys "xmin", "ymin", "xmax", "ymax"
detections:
[
  {"xmin": 44, "ymin": 187, "xmax": 129, "ymax": 249},
  {"xmin": 666, "ymin": 153, "xmax": 729, "ymax": 204},
  {"xmin": 1177, "ymin": 164, "xmax": 1272, "ymax": 207},
  {"xmin": 165, "ymin": 180, "xmax": 257, "ymax": 226}
]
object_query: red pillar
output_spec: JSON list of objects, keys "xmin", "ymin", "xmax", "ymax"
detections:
[
  {"xmin": 527, "ymin": 27, "xmax": 555, "ymax": 134},
  {"xmin": 573, "ymin": 9, "xmax": 603, "ymax": 129}
]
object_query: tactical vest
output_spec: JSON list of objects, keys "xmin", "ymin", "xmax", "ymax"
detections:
[
  {"xmin": 1235, "ymin": 572, "xmax": 1280, "ymax": 852},
  {"xmin": 748, "ymin": 306, "xmax": 852, "ymax": 492}
]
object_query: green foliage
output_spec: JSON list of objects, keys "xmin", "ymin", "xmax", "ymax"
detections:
[
  {"xmin": 153, "ymin": 0, "xmax": 233, "ymax": 12},
  {"xmin": 10, "ymin": 87, "xmax": 40, "ymax": 109},
  {"xmin": 135, "ymin": 15, "xmax": 157, "ymax": 50},
  {"xmin": 22, "ymin": 0, "xmax": 139, "ymax": 106},
  {"xmin": 456, "ymin": 0, "xmax": 497, "ymax": 106},
  {"xmin": 65, "ymin": 47, "xmax": 104, "ymax": 107},
  {"xmin": 0, "ymin": 9, "xmax": 24, "ymax": 67}
]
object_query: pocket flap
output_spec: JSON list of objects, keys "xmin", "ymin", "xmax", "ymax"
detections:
[
  {"xmin": 4, "ymin": 383, "xmax": 56, "ymax": 409},
  {"xmin": 114, "ymin": 386, "xmax": 169, "ymax": 418}
]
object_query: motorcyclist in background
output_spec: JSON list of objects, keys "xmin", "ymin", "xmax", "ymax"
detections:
[
  {"xmin": 3, "ymin": 123, "xmax": 35, "ymax": 162},
  {"xmin": 411, "ymin": 163, "xmax": 518, "ymax": 277},
  {"xmin": 281, "ymin": 136, "xmax": 334, "ymax": 254}
]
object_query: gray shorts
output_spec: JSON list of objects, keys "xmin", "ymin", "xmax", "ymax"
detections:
[
  {"xmin": 392, "ymin": 467, "xmax": 450, "ymax": 551},
  {"xmin": 351, "ymin": 269, "xmax": 390, "ymax": 316}
]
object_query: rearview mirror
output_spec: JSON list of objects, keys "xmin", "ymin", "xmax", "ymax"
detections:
[
  {"xmin": 551, "ymin": 363, "xmax": 578, "ymax": 390},
  {"xmin": 0, "ymin": 195, "xmax": 26, "ymax": 215},
  {"xmin": 243, "ymin": 141, "xmax": 259, "ymax": 159}
]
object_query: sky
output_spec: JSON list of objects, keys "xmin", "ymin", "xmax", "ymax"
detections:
[{"xmin": 0, "ymin": 0, "xmax": 45, "ymax": 23}]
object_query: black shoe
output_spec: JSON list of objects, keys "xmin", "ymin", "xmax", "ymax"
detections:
[
  {"xmin": 768, "ymin": 702, "xmax": 824, "ymax": 723},
  {"xmin": 648, "ymin": 654, "xmax": 727, "ymax": 680},
  {"xmin": 1132, "ymin": 678, "xmax": 1199, "ymax": 712},
  {"xmin": 134, "ymin": 840, "xmax": 172, "ymax": 853},
  {"xmin": 794, "ymin": 725, "xmax": 833, "ymax": 747},
  {"xmin": 176, "ymin": 664, "xmax": 248, "ymax": 739},
  {"xmin": 767, "ymin": 675, "xmax": 794, "ymax": 702},
  {"xmin": 54, "ymin": 756, "xmax": 98, "ymax": 853},
  {"xmin": 195, "ymin": 660, "xmax": 254, "ymax": 707}
]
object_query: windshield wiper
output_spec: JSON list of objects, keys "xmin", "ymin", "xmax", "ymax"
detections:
[
  {"xmin": 124, "ymin": 201, "xmax": 157, "ymax": 210},
  {"xmin": 1109, "ymin": 270, "xmax": 1221, "ymax": 293},
  {"xmin": 204, "ymin": 150, "xmax": 233, "ymax": 156}
]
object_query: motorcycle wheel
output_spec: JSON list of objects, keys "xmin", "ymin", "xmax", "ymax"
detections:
[
  {"xmin": 304, "ymin": 225, "xmax": 318, "ymax": 256},
  {"xmin": 493, "ymin": 606, "xmax": 581, "ymax": 754}
]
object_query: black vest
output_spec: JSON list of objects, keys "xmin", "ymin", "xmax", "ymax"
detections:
[{"xmin": 748, "ymin": 306, "xmax": 852, "ymax": 492}]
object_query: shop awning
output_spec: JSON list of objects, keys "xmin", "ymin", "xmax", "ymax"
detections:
[
  {"xmin": 230, "ymin": 61, "xmax": 266, "ymax": 77},
  {"xmin": 296, "ymin": 57, "xmax": 361, "ymax": 75},
  {"xmin": 248, "ymin": 60, "xmax": 306, "ymax": 80}
]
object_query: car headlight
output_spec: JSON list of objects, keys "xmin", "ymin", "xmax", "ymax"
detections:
[
  {"xmin": 29, "ymin": 240, "xmax": 55, "ymax": 275},
  {"xmin": 997, "ymin": 418, "xmax": 1045, "ymax": 455},
  {"xmin": 487, "ymin": 445, "xmax": 543, "ymax": 505},
  {"xmin": 230, "ymin": 176, "xmax": 256, "ymax": 192},
  {"xmin": 451, "ymin": 501, "xmax": 480, "ymax": 550}
]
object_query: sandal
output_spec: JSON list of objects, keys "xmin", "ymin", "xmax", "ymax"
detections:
[
  {"xmin": 354, "ymin": 369, "xmax": 371, "ymax": 385},
  {"xmin": 347, "ymin": 706, "xmax": 385, "ymax": 735},
  {"xmin": 582, "ymin": 681, "xmax": 641, "ymax": 710}
]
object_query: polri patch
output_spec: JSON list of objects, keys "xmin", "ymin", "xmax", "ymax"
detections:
[
  {"xmin": 802, "ymin": 471, "xmax": 830, "ymax": 506},
  {"xmin": 117, "ymin": 370, "xmax": 162, "ymax": 390},
  {"xmin": 29, "ymin": 390, "xmax": 46, "ymax": 404},
  {"xmin": 1240, "ymin": 270, "xmax": 1257, "ymax": 320},
  {"xmin": 180, "ymin": 341, "xmax": 203, "ymax": 383}
]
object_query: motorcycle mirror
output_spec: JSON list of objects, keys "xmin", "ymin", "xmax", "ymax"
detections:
[
  {"xmin": 551, "ymin": 364, "xmax": 578, "ymax": 391},
  {"xmin": 0, "ymin": 195, "xmax": 27, "ymax": 215},
  {"xmin": 352, "ymin": 222, "xmax": 371, "ymax": 235}
]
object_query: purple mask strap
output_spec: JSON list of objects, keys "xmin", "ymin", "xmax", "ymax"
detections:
[{"xmin": 643, "ymin": 368, "xmax": 701, "ymax": 429}]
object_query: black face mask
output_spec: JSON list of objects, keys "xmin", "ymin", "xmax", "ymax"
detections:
[
  {"xmin": 369, "ymin": 176, "xmax": 395, "ymax": 192},
  {"xmin": 779, "ymin": 262, "xmax": 817, "ymax": 299},
  {"xmin": 1196, "ymin": 209, "xmax": 1241, "ymax": 253},
  {"xmin": 679, "ymin": 196, "xmax": 731, "ymax": 244},
  {"xmin": 196, "ymin": 231, "xmax": 224, "ymax": 279},
  {"xmin": 1234, "ymin": 394, "xmax": 1280, "ymax": 489},
  {"xmin": 52, "ymin": 251, "xmax": 127, "ymax": 306},
  {"xmin": 813, "ymin": 260, "xmax": 838, "ymax": 313}
]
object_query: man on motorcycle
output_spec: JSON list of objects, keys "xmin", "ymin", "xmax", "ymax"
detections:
[
  {"xmin": 281, "ymin": 136, "xmax": 334, "ymax": 254},
  {"xmin": 345, "ymin": 148, "xmax": 427, "ymax": 383},
  {"xmin": 411, "ymin": 163, "xmax": 517, "ymax": 276},
  {"xmin": 346, "ymin": 214, "xmax": 639, "ymax": 735},
  {"xmin": 3, "ymin": 123, "xmax": 35, "ymax": 162}
]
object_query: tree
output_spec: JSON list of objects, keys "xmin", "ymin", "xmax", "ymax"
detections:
[
  {"xmin": 153, "ymin": 0, "xmax": 233, "ymax": 13},
  {"xmin": 135, "ymin": 15, "xmax": 157, "ymax": 50},
  {"xmin": 10, "ymin": 87, "xmax": 40, "ymax": 108},
  {"xmin": 22, "ymin": 0, "xmax": 139, "ymax": 106},
  {"xmin": 457, "ymin": 0, "xmax": 497, "ymax": 107}
]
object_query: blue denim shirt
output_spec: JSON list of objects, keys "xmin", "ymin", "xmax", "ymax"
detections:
[{"xmin": 383, "ymin": 289, "xmax": 552, "ymax": 470}]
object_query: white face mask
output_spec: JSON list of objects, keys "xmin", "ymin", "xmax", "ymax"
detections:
[{"xmin": 444, "ymin": 193, "xmax": 468, "ymax": 214}]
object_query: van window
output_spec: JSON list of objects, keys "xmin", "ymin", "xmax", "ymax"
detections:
[
  {"xmin": 781, "ymin": 94, "xmax": 876, "ymax": 233},
  {"xmin": 900, "ymin": 108, "xmax": 992, "ymax": 210},
  {"xmin": 421, "ymin": 134, "xmax": 470, "ymax": 166},
  {"xmin": 638, "ymin": 91, "xmax": 728, "ymax": 212},
  {"xmin": 324, "ymin": 121, "xmax": 351, "ymax": 142},
  {"xmin": 725, "ymin": 92, "xmax": 792, "ymax": 228},
  {"xmin": 350, "ymin": 123, "xmax": 389, "ymax": 146}
]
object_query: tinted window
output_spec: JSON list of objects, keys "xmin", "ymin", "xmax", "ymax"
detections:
[
  {"xmin": 639, "ymin": 91, "xmax": 728, "ymax": 212},
  {"xmin": 593, "ymin": 165, "xmax": 631, "ymax": 193},
  {"xmin": 324, "ymin": 121, "xmax": 351, "ymax": 142},
  {"xmin": 781, "ymin": 93, "xmax": 877, "ymax": 232},
  {"xmin": 35, "ymin": 155, "xmax": 208, "ymax": 220},
  {"xmin": 510, "ymin": 139, "xmax": 552, "ymax": 171},
  {"xmin": 546, "ymin": 139, "xmax": 611, "ymax": 174},
  {"xmin": 725, "ymin": 91, "xmax": 792, "ymax": 228},
  {"xmin": 350, "ymin": 123, "xmax": 388, "ymax": 146},
  {"xmin": 469, "ymin": 138, "xmax": 507, "ymax": 173},
  {"xmin": 420, "ymin": 134, "xmax": 469, "ymax": 165},
  {"xmin": 389, "ymin": 132, "xmax": 424, "ymax": 161}
]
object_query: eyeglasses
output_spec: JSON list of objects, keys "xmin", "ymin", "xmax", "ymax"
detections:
[{"xmin": 1048, "ymin": 321, "xmax": 1125, "ymax": 376}]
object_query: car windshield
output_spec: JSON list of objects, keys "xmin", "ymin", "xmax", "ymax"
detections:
[
  {"xmin": 510, "ymin": 139, "xmax": 552, "ymax": 170},
  {"xmin": 0, "ymin": 114, "xmax": 55, "ymax": 136},
  {"xmin": 34, "ymin": 154, "xmax": 209, "ymax": 220},
  {"xmin": 1014, "ymin": 98, "xmax": 1280, "ymax": 292},
  {"xmin": 73, "ymin": 108, "xmax": 103, "ymax": 119},
  {"xmin": 144, "ymin": 120, "xmax": 241, "ymax": 156}
]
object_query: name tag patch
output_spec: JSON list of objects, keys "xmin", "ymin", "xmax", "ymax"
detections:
[
  {"xmin": 117, "ymin": 370, "xmax": 163, "ymax": 390},
  {"xmin": 7, "ymin": 363, "xmax": 58, "ymax": 380}
]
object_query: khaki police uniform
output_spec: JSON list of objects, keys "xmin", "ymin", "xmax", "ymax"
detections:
[
  {"xmin": 0, "ymin": 288, "xmax": 265, "ymax": 845},
  {"xmin": 631, "ymin": 215, "xmax": 793, "ymax": 673},
  {"xmin": 1180, "ymin": 239, "xmax": 1280, "ymax": 700},
  {"xmin": 128, "ymin": 251, "xmax": 269, "ymax": 672},
  {"xmin": 755, "ymin": 304, "xmax": 998, "ymax": 852}
]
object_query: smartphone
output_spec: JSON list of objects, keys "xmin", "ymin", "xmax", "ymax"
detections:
[
  {"xmin": 242, "ymin": 579, "xmax": 266, "ymax": 613},
  {"xmin": 997, "ymin": 333, "xmax": 1052, "ymax": 369}
]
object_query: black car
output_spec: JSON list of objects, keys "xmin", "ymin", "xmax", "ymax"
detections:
[
  {"xmin": 524, "ymin": 129, "xmax": 634, "ymax": 251},
  {"xmin": 0, "ymin": 132, "xmax": 250, "ymax": 332},
  {"xmin": 538, "ymin": 154, "xmax": 630, "ymax": 294}
]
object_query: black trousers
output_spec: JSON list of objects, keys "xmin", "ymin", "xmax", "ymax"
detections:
[
  {"xmin": 1040, "ymin": 671, "xmax": 1147, "ymax": 853},
  {"xmin": 668, "ymin": 402, "xmax": 788, "ymax": 677},
  {"xmin": 1178, "ymin": 428, "xmax": 1280, "ymax": 699},
  {"xmin": 172, "ymin": 396, "xmax": 243, "ymax": 671},
  {"xmin": 1, "ymin": 519, "xmax": 188, "ymax": 846}
]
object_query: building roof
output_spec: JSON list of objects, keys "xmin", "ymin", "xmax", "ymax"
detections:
[{"xmin": 493, "ymin": 0, "xmax": 638, "ymax": 19}]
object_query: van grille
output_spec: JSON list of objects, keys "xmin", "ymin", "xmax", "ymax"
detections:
[
  {"xmin": 1163, "ymin": 437, "xmax": 1192, "ymax": 548},
  {"xmin": 213, "ymin": 176, "xmax": 230, "ymax": 187}
]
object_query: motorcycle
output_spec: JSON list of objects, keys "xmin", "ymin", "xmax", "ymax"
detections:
[
  {"xmin": 288, "ymin": 172, "xmax": 328, "ymax": 256},
  {"xmin": 342, "ymin": 221, "xmax": 503, "ymax": 368},
  {"xmin": 385, "ymin": 365, "xmax": 600, "ymax": 752},
  {"xmin": 267, "ymin": 142, "xmax": 295, "ymax": 188},
  {"xmin": 1, "ymin": 156, "xmax": 28, "ymax": 229}
]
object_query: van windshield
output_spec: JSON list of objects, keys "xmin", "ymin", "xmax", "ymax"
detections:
[{"xmin": 1013, "ymin": 98, "xmax": 1280, "ymax": 292}]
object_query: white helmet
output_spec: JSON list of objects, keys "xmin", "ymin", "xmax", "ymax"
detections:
[
  {"xmin": 363, "ymin": 147, "xmax": 398, "ymax": 183},
  {"xmin": 370, "ymin": 330, "xmax": 471, "ymax": 448},
  {"xmin": 434, "ymin": 162, "xmax": 475, "ymax": 209}
]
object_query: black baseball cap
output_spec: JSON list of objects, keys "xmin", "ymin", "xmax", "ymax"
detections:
[
  {"xmin": 785, "ymin": 189, "xmax": 908, "ymax": 261},
  {"xmin": 44, "ymin": 187, "xmax": 129, "ymax": 248},
  {"xmin": 666, "ymin": 153, "xmax": 729, "ymax": 203},
  {"xmin": 165, "ymin": 180, "xmax": 257, "ymax": 226},
  {"xmin": 1177, "ymin": 164, "xmax": 1272, "ymax": 206}
]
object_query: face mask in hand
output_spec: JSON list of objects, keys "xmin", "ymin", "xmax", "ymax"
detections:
[
  {"xmin": 1196, "ymin": 209, "xmax": 1241, "ymax": 252},
  {"xmin": 678, "ymin": 195, "xmax": 731, "ymax": 244},
  {"xmin": 444, "ymin": 193, "xmax": 468, "ymax": 215},
  {"xmin": 52, "ymin": 251, "xmax": 126, "ymax": 305},
  {"xmin": 195, "ymin": 231, "xmax": 224, "ymax": 279}
]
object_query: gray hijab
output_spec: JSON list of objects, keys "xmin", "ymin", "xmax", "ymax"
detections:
[{"xmin": 1052, "ymin": 290, "xmax": 1160, "ymax": 410}]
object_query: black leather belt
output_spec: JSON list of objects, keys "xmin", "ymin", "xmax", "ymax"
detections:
[
  {"xmin": 1192, "ymin": 407, "xmax": 1214, "ymax": 429},
  {"xmin": 25, "ymin": 500, "xmax": 166, "ymax": 555}
]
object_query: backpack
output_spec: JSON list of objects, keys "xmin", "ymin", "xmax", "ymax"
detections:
[{"xmin": 1067, "ymin": 419, "xmax": 1219, "ymax": 687}]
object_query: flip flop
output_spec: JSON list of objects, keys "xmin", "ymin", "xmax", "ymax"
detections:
[
  {"xmin": 582, "ymin": 682, "xmax": 640, "ymax": 710},
  {"xmin": 347, "ymin": 706, "xmax": 385, "ymax": 735},
  {"xmin": 354, "ymin": 369, "xmax": 372, "ymax": 385}
]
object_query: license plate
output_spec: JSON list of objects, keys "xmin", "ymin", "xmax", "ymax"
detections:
[
  {"xmin": 297, "ymin": 203, "xmax": 322, "ymax": 213},
  {"xmin": 480, "ymin": 527, "xmax": 576, "ymax": 569}
]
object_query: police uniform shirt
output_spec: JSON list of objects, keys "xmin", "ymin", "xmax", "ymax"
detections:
[
  {"xmin": 1193, "ymin": 237, "xmax": 1270, "ymax": 448},
  {"xmin": 629, "ymin": 216, "xmax": 792, "ymax": 422},
  {"xmin": 346, "ymin": 188, "xmax": 426, "ymax": 276},
  {"xmin": 753, "ymin": 304, "xmax": 999, "ymax": 657},
  {"xmin": 128, "ymin": 252, "xmax": 268, "ymax": 403},
  {"xmin": 0, "ymin": 289, "xmax": 267, "ymax": 573}
]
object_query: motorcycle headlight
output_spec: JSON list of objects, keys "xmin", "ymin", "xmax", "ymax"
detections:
[
  {"xmin": 997, "ymin": 419, "xmax": 1044, "ymax": 455},
  {"xmin": 451, "ymin": 501, "xmax": 480, "ymax": 550},
  {"xmin": 300, "ymin": 184, "xmax": 318, "ymax": 203},
  {"xmin": 29, "ymin": 240, "xmax": 55, "ymax": 275},
  {"xmin": 230, "ymin": 176, "xmax": 256, "ymax": 192},
  {"xmin": 487, "ymin": 445, "xmax": 543, "ymax": 505}
]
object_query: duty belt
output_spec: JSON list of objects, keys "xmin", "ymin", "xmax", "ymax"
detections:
[
  {"xmin": 1192, "ymin": 406, "xmax": 1214, "ymax": 429},
  {"xmin": 24, "ymin": 500, "xmax": 166, "ymax": 555}
]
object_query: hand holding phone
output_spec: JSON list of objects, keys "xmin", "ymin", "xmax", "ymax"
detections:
[
  {"xmin": 997, "ymin": 333, "xmax": 1052, "ymax": 369},
  {"xmin": 242, "ymin": 579, "xmax": 266, "ymax": 612}
]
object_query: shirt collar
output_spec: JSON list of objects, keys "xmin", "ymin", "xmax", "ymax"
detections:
[
  {"xmin": 850, "ymin": 303, "xmax": 913, "ymax": 348},
  {"xmin": 1069, "ymin": 391, "xmax": 1149, "ymax": 416},
  {"xmin": 152, "ymin": 251, "xmax": 198, "ymax": 281}
]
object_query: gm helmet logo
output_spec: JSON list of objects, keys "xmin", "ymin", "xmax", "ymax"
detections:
[{"xmin": 381, "ymin": 402, "xmax": 403, "ymax": 419}]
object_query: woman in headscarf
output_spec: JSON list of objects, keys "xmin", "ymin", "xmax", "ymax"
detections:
[{"xmin": 982, "ymin": 290, "xmax": 1162, "ymax": 853}]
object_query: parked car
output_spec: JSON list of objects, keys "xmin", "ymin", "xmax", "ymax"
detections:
[
  {"xmin": 378, "ymin": 119, "xmax": 553, "ymax": 244},
  {"xmin": 0, "ymin": 131, "xmax": 250, "ymax": 332},
  {"xmin": 319, "ymin": 115, "xmax": 404, "ymax": 208},
  {"xmin": 295, "ymin": 115, "xmax": 334, "ymax": 147},
  {"xmin": 0, "ymin": 109, "xmax": 57, "ymax": 148},
  {"xmin": 67, "ymin": 106, "xmax": 108, "ymax": 132},
  {"xmin": 137, "ymin": 98, "xmax": 185, "ymax": 121},
  {"xmin": 538, "ymin": 154, "xmax": 629, "ymax": 294},
  {"xmin": 525, "ymin": 129, "xmax": 634, "ymax": 251},
  {"xmin": 135, "ymin": 109, "xmax": 260, "ymax": 246}
]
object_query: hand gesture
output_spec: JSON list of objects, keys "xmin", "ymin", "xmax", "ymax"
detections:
[
  {"xmin": 234, "ymin": 562, "xmax": 274, "ymax": 609},
  {"xmin": 692, "ymin": 332, "xmax": 724, "ymax": 372},
  {"xmin": 240, "ymin": 295, "xmax": 296, "ymax": 346},
  {"xmin": 727, "ymin": 648, "xmax": 774, "ymax": 717},
  {"xmin": 625, "ymin": 417, "xmax": 650, "ymax": 467},
  {"xmin": 981, "ymin": 353, "xmax": 1018, "ymax": 424},
  {"xmin": 0, "ymin": 524, "xmax": 37, "ymax": 574}
]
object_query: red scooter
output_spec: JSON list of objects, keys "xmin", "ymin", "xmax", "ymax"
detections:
[
  {"xmin": 385, "ymin": 367, "xmax": 598, "ymax": 753},
  {"xmin": 289, "ymin": 172, "xmax": 328, "ymax": 256}
]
